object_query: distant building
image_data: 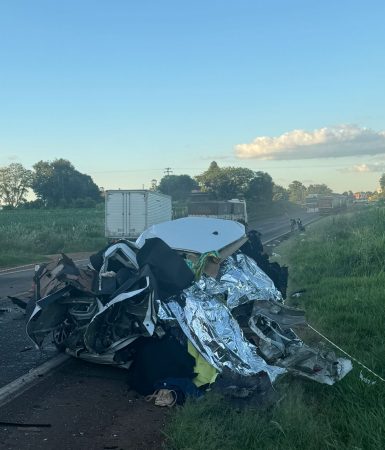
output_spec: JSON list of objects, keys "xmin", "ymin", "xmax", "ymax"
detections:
[{"xmin": 353, "ymin": 192, "xmax": 368, "ymax": 200}]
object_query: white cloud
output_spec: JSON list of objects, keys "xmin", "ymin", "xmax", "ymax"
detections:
[
  {"xmin": 340, "ymin": 162, "xmax": 385, "ymax": 173},
  {"xmin": 235, "ymin": 125, "xmax": 385, "ymax": 160}
]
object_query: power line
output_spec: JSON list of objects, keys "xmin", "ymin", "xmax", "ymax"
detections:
[
  {"xmin": 87, "ymin": 168, "xmax": 209, "ymax": 174},
  {"xmin": 85, "ymin": 161, "xmax": 361, "ymax": 176}
]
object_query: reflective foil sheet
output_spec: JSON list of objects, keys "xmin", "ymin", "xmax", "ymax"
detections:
[
  {"xmin": 218, "ymin": 253, "xmax": 282, "ymax": 310},
  {"xmin": 160, "ymin": 284, "xmax": 286, "ymax": 382}
]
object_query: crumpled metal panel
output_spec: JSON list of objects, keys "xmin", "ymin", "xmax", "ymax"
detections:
[
  {"xmin": 159, "ymin": 284, "xmax": 286, "ymax": 382},
  {"xmin": 85, "ymin": 275, "xmax": 156, "ymax": 354},
  {"xmin": 217, "ymin": 253, "xmax": 282, "ymax": 310}
]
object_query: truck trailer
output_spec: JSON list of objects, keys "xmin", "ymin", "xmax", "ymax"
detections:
[
  {"xmin": 105, "ymin": 190, "xmax": 172, "ymax": 239},
  {"xmin": 317, "ymin": 194, "xmax": 347, "ymax": 215},
  {"xmin": 187, "ymin": 198, "xmax": 248, "ymax": 223}
]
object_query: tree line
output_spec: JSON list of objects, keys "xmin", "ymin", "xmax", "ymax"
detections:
[
  {"xmin": 0, "ymin": 158, "xmax": 383, "ymax": 209},
  {"xmin": 156, "ymin": 162, "xmax": 384, "ymax": 204},
  {"xmin": 157, "ymin": 161, "xmax": 337, "ymax": 205},
  {"xmin": 0, "ymin": 159, "xmax": 101, "ymax": 208}
]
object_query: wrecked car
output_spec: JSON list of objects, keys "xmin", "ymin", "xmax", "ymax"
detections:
[{"xmin": 26, "ymin": 217, "xmax": 352, "ymax": 402}]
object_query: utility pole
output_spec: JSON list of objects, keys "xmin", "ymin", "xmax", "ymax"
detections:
[{"xmin": 164, "ymin": 167, "xmax": 173, "ymax": 176}]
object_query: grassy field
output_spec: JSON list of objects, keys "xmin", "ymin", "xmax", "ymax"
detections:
[
  {"xmin": 0, "ymin": 207, "xmax": 106, "ymax": 267},
  {"xmin": 165, "ymin": 207, "xmax": 385, "ymax": 450}
]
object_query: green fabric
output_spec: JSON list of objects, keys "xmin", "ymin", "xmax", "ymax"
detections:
[
  {"xmin": 192, "ymin": 251, "xmax": 220, "ymax": 280},
  {"xmin": 188, "ymin": 341, "xmax": 218, "ymax": 387}
]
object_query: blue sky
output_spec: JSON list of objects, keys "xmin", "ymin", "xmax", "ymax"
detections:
[{"xmin": 1, "ymin": 0, "xmax": 385, "ymax": 193}]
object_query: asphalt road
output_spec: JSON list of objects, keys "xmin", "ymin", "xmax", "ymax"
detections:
[
  {"xmin": 0, "ymin": 212, "xmax": 318, "ymax": 389},
  {"xmin": 0, "ymin": 258, "xmax": 89, "ymax": 388},
  {"xmin": 0, "ymin": 266, "xmax": 35, "ymax": 300},
  {"xmin": 248, "ymin": 210, "xmax": 318, "ymax": 242}
]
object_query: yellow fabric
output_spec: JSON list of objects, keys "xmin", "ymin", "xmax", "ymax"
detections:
[{"xmin": 188, "ymin": 341, "xmax": 218, "ymax": 387}]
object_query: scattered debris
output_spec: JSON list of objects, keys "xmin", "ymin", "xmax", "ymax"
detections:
[
  {"xmin": 0, "ymin": 421, "xmax": 51, "ymax": 428},
  {"xmin": 8, "ymin": 296, "xmax": 28, "ymax": 310},
  {"xmin": 290, "ymin": 289, "xmax": 307, "ymax": 298},
  {"xmin": 25, "ymin": 217, "xmax": 352, "ymax": 405},
  {"xmin": 145, "ymin": 389, "xmax": 177, "ymax": 407},
  {"xmin": 20, "ymin": 346, "xmax": 33, "ymax": 353},
  {"xmin": 359, "ymin": 371, "xmax": 376, "ymax": 385}
]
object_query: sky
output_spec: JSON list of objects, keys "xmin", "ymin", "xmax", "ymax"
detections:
[{"xmin": 1, "ymin": 0, "xmax": 385, "ymax": 194}]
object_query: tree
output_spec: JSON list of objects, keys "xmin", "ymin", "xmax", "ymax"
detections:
[
  {"xmin": 150, "ymin": 179, "xmax": 158, "ymax": 191},
  {"xmin": 306, "ymin": 184, "xmax": 333, "ymax": 195},
  {"xmin": 288, "ymin": 180, "xmax": 307, "ymax": 204},
  {"xmin": 195, "ymin": 162, "xmax": 256, "ymax": 200},
  {"xmin": 273, "ymin": 184, "xmax": 289, "ymax": 201},
  {"xmin": 244, "ymin": 171, "xmax": 273, "ymax": 204},
  {"xmin": 380, "ymin": 173, "xmax": 385, "ymax": 193},
  {"xmin": 32, "ymin": 159, "xmax": 101, "ymax": 207},
  {"xmin": 195, "ymin": 161, "xmax": 227, "ymax": 199},
  {"xmin": 223, "ymin": 167, "xmax": 258, "ymax": 197},
  {"xmin": 0, "ymin": 163, "xmax": 33, "ymax": 207},
  {"xmin": 158, "ymin": 174, "xmax": 198, "ymax": 201}
]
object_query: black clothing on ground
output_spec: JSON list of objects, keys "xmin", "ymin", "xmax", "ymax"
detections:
[{"xmin": 127, "ymin": 336, "xmax": 196, "ymax": 395}]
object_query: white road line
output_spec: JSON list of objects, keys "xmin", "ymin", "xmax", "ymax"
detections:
[
  {"xmin": 0, "ymin": 259, "xmax": 89, "ymax": 276},
  {"xmin": 0, "ymin": 262, "xmax": 36, "ymax": 272},
  {"xmin": 0, "ymin": 354, "xmax": 70, "ymax": 407},
  {"xmin": 0, "ymin": 267, "xmax": 35, "ymax": 276}
]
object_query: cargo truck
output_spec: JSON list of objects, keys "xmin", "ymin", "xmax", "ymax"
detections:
[
  {"xmin": 305, "ymin": 194, "xmax": 350, "ymax": 215},
  {"xmin": 187, "ymin": 198, "xmax": 248, "ymax": 223},
  {"xmin": 105, "ymin": 190, "xmax": 172, "ymax": 239}
]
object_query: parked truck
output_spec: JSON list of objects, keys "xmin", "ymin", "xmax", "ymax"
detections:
[
  {"xmin": 187, "ymin": 198, "xmax": 248, "ymax": 223},
  {"xmin": 317, "ymin": 194, "xmax": 348, "ymax": 215},
  {"xmin": 105, "ymin": 190, "xmax": 172, "ymax": 239}
]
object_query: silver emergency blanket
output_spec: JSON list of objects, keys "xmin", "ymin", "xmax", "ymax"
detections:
[
  {"xmin": 217, "ymin": 253, "xmax": 282, "ymax": 310},
  {"xmin": 157, "ymin": 251, "xmax": 352, "ymax": 385},
  {"xmin": 159, "ymin": 283, "xmax": 286, "ymax": 383}
]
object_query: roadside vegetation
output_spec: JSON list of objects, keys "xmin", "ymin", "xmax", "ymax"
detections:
[
  {"xmin": 0, "ymin": 207, "xmax": 106, "ymax": 267},
  {"xmin": 165, "ymin": 207, "xmax": 385, "ymax": 450}
]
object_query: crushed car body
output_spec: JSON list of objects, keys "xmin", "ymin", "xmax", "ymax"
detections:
[{"xmin": 26, "ymin": 217, "xmax": 352, "ymax": 396}]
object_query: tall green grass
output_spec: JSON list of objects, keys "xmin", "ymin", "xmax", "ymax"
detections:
[
  {"xmin": 165, "ymin": 207, "xmax": 385, "ymax": 450},
  {"xmin": 0, "ymin": 208, "xmax": 106, "ymax": 267}
]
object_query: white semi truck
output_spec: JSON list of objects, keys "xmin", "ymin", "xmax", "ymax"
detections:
[{"xmin": 105, "ymin": 190, "xmax": 172, "ymax": 239}]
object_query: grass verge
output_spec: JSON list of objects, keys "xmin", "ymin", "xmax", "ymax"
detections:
[{"xmin": 164, "ymin": 207, "xmax": 385, "ymax": 450}]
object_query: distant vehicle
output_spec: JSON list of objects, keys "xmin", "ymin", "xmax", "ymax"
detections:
[
  {"xmin": 305, "ymin": 194, "xmax": 320, "ymax": 213},
  {"xmin": 305, "ymin": 194, "xmax": 348, "ymax": 215},
  {"xmin": 187, "ymin": 198, "xmax": 248, "ymax": 223},
  {"xmin": 105, "ymin": 190, "xmax": 172, "ymax": 239}
]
